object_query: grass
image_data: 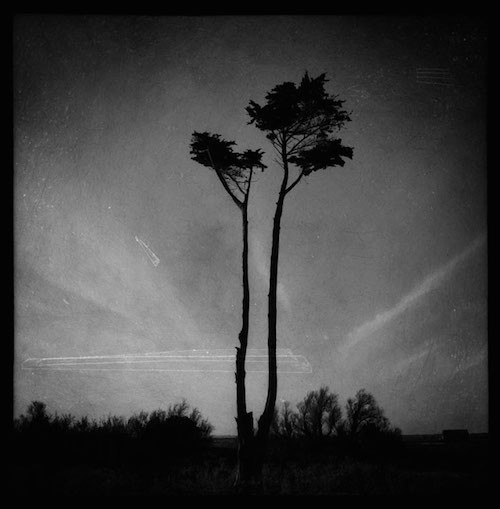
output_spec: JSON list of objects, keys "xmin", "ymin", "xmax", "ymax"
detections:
[
  {"xmin": 11, "ymin": 402, "xmax": 490, "ymax": 496},
  {"xmin": 11, "ymin": 441, "xmax": 490, "ymax": 496}
]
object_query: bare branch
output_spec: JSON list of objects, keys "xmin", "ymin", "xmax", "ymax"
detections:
[
  {"xmin": 287, "ymin": 118, "xmax": 331, "ymax": 155},
  {"xmin": 202, "ymin": 146, "xmax": 244, "ymax": 209},
  {"xmin": 273, "ymin": 156, "xmax": 285, "ymax": 169},
  {"xmin": 244, "ymin": 168, "xmax": 254, "ymax": 206},
  {"xmin": 284, "ymin": 170, "xmax": 305, "ymax": 195},
  {"xmin": 214, "ymin": 168, "xmax": 243, "ymax": 209},
  {"xmin": 269, "ymin": 138, "xmax": 284, "ymax": 159},
  {"xmin": 226, "ymin": 171, "xmax": 248, "ymax": 197}
]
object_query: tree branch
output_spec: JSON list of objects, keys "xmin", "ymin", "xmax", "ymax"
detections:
[
  {"xmin": 284, "ymin": 170, "xmax": 304, "ymax": 195},
  {"xmin": 287, "ymin": 119, "xmax": 331, "ymax": 155},
  {"xmin": 214, "ymin": 168, "xmax": 244, "ymax": 209},
  {"xmin": 244, "ymin": 168, "xmax": 254, "ymax": 206},
  {"xmin": 226, "ymin": 171, "xmax": 248, "ymax": 197},
  {"xmin": 204, "ymin": 147, "xmax": 244, "ymax": 209},
  {"xmin": 270, "ymin": 138, "xmax": 284, "ymax": 159},
  {"xmin": 273, "ymin": 156, "xmax": 284, "ymax": 169}
]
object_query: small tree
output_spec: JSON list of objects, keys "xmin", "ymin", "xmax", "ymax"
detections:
[
  {"xmin": 14, "ymin": 401, "xmax": 52, "ymax": 434},
  {"xmin": 345, "ymin": 389, "xmax": 390, "ymax": 437},
  {"xmin": 271, "ymin": 401, "xmax": 298, "ymax": 439},
  {"xmin": 295, "ymin": 386, "xmax": 343, "ymax": 439},
  {"xmin": 167, "ymin": 399, "xmax": 214, "ymax": 440},
  {"xmin": 132, "ymin": 400, "xmax": 213, "ymax": 451}
]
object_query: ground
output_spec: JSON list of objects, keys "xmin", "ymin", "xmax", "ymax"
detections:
[{"xmin": 11, "ymin": 434, "xmax": 490, "ymax": 496}]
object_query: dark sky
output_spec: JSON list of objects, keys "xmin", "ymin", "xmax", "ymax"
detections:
[{"xmin": 14, "ymin": 15, "xmax": 487, "ymax": 435}]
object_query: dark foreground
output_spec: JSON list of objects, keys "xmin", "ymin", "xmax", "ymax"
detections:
[{"xmin": 11, "ymin": 434, "xmax": 490, "ymax": 496}]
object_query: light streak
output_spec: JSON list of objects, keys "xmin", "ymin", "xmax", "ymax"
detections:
[
  {"xmin": 135, "ymin": 236, "xmax": 160, "ymax": 267},
  {"xmin": 22, "ymin": 348, "xmax": 312, "ymax": 374},
  {"xmin": 416, "ymin": 68, "xmax": 453, "ymax": 86},
  {"xmin": 341, "ymin": 233, "xmax": 486, "ymax": 355}
]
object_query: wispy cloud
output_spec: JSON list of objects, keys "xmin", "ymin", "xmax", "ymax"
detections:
[{"xmin": 341, "ymin": 233, "xmax": 486, "ymax": 354}]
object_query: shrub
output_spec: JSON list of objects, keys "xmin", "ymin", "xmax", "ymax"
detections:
[{"xmin": 13, "ymin": 399, "xmax": 214, "ymax": 463}]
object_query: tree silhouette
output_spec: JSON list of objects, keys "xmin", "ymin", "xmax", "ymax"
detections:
[
  {"xmin": 189, "ymin": 132, "xmax": 265, "ymax": 483},
  {"xmin": 15, "ymin": 401, "xmax": 52, "ymax": 435},
  {"xmin": 135, "ymin": 400, "xmax": 213, "ymax": 454},
  {"xmin": 296, "ymin": 386, "xmax": 343, "ymax": 439},
  {"xmin": 14, "ymin": 399, "xmax": 213, "ymax": 464},
  {"xmin": 246, "ymin": 72, "xmax": 353, "ymax": 473},
  {"xmin": 188, "ymin": 72, "xmax": 352, "ymax": 483},
  {"xmin": 345, "ymin": 389, "xmax": 390, "ymax": 437},
  {"xmin": 271, "ymin": 400, "xmax": 298, "ymax": 439}
]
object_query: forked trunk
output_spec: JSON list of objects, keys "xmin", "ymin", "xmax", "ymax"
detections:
[
  {"xmin": 235, "ymin": 153, "xmax": 288, "ymax": 485},
  {"xmin": 235, "ymin": 188, "xmax": 285, "ymax": 487}
]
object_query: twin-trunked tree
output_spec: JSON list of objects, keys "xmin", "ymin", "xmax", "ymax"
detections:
[{"xmin": 189, "ymin": 72, "xmax": 353, "ymax": 483}]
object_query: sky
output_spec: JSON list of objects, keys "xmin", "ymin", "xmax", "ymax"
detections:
[{"xmin": 13, "ymin": 15, "xmax": 488, "ymax": 435}]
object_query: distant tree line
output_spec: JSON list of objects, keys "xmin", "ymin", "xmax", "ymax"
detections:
[
  {"xmin": 270, "ymin": 387, "xmax": 401, "ymax": 456},
  {"xmin": 13, "ymin": 399, "xmax": 214, "ymax": 465},
  {"xmin": 13, "ymin": 389, "xmax": 400, "ymax": 467}
]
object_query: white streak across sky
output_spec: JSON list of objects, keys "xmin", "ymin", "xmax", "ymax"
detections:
[
  {"xmin": 22, "ymin": 349, "xmax": 312, "ymax": 374},
  {"xmin": 341, "ymin": 233, "xmax": 487, "ymax": 355}
]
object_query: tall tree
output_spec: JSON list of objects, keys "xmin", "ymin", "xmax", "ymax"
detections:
[
  {"xmin": 189, "ymin": 132, "xmax": 265, "ymax": 483},
  {"xmin": 246, "ymin": 72, "xmax": 353, "ymax": 472}
]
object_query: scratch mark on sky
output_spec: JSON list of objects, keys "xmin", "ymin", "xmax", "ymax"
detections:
[
  {"xmin": 135, "ymin": 236, "xmax": 160, "ymax": 267},
  {"xmin": 22, "ymin": 349, "xmax": 312, "ymax": 374}
]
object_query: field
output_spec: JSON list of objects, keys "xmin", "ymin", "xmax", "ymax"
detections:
[{"xmin": 11, "ymin": 433, "xmax": 490, "ymax": 496}]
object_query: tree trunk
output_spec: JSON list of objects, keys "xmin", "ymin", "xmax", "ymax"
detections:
[
  {"xmin": 234, "ymin": 183, "xmax": 288, "ymax": 486},
  {"xmin": 257, "ymin": 192, "xmax": 285, "ymax": 440},
  {"xmin": 235, "ymin": 148, "xmax": 290, "ymax": 484},
  {"xmin": 235, "ymin": 202, "xmax": 258, "ymax": 484},
  {"xmin": 234, "ymin": 416, "xmax": 266, "ymax": 489},
  {"xmin": 235, "ymin": 204, "xmax": 250, "ymax": 420},
  {"xmin": 255, "ymin": 148, "xmax": 289, "ymax": 466}
]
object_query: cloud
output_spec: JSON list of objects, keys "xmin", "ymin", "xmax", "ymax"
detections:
[
  {"xmin": 16, "ymin": 199, "xmax": 205, "ymax": 354},
  {"xmin": 340, "ymin": 233, "xmax": 486, "ymax": 355}
]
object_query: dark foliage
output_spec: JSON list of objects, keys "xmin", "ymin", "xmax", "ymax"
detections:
[
  {"xmin": 189, "ymin": 131, "xmax": 265, "ymax": 205},
  {"xmin": 271, "ymin": 387, "xmax": 402, "ymax": 459},
  {"xmin": 11, "ymin": 401, "xmax": 489, "ymax": 495},
  {"xmin": 295, "ymin": 386, "xmax": 343, "ymax": 438},
  {"xmin": 246, "ymin": 71, "xmax": 353, "ymax": 176},
  {"xmin": 190, "ymin": 131, "xmax": 239, "ymax": 170},
  {"xmin": 270, "ymin": 400, "xmax": 297, "ymax": 439},
  {"xmin": 288, "ymin": 138, "xmax": 353, "ymax": 175},
  {"xmin": 345, "ymin": 389, "xmax": 399, "ymax": 437},
  {"xmin": 13, "ymin": 400, "xmax": 213, "ymax": 467}
]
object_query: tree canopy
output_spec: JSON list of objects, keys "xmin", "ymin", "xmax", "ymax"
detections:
[
  {"xmin": 296, "ymin": 386, "xmax": 342, "ymax": 438},
  {"xmin": 246, "ymin": 72, "xmax": 353, "ymax": 178},
  {"xmin": 345, "ymin": 389, "xmax": 391, "ymax": 436},
  {"xmin": 190, "ymin": 131, "xmax": 266, "ymax": 207}
]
